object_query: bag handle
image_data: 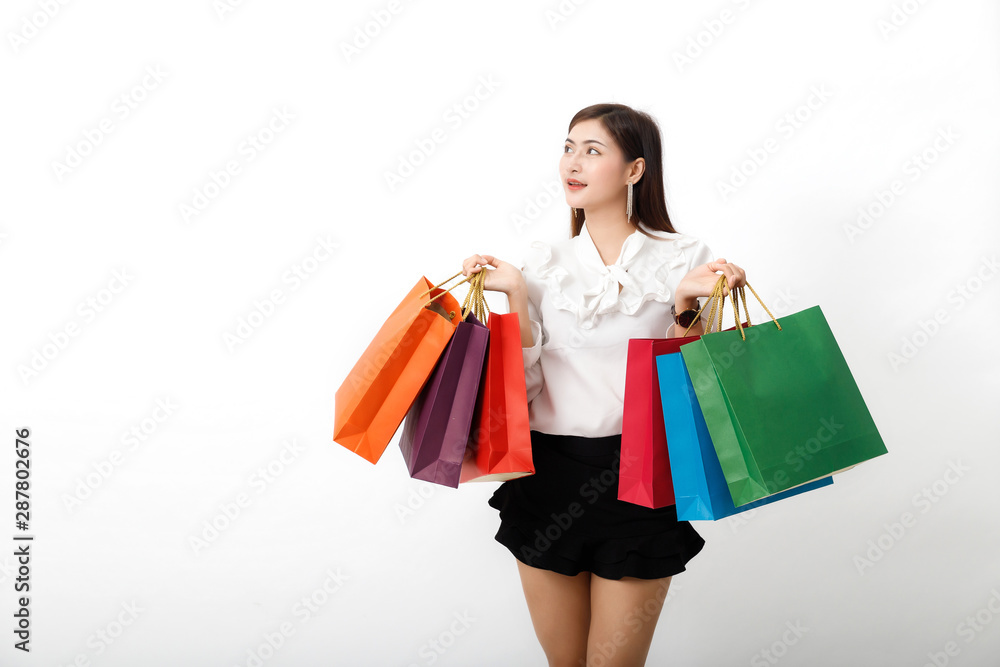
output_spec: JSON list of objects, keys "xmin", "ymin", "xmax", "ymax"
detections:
[
  {"xmin": 683, "ymin": 275, "xmax": 728, "ymax": 336},
  {"xmin": 418, "ymin": 270, "xmax": 475, "ymax": 318},
  {"xmin": 683, "ymin": 274, "xmax": 783, "ymax": 338},
  {"xmin": 460, "ymin": 269, "xmax": 490, "ymax": 322}
]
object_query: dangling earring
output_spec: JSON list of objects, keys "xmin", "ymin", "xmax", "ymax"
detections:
[
  {"xmin": 626, "ymin": 181, "xmax": 633, "ymax": 223},
  {"xmin": 572, "ymin": 207, "xmax": 577, "ymax": 219}
]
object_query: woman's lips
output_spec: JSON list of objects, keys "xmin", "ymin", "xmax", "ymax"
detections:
[{"xmin": 567, "ymin": 182, "xmax": 586, "ymax": 190}]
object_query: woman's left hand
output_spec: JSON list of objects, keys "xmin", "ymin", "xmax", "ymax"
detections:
[{"xmin": 677, "ymin": 258, "xmax": 747, "ymax": 300}]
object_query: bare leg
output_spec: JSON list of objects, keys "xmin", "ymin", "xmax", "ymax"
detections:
[
  {"xmin": 586, "ymin": 575, "xmax": 673, "ymax": 667},
  {"xmin": 515, "ymin": 559, "xmax": 592, "ymax": 667}
]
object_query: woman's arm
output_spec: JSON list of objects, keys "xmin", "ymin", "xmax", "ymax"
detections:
[
  {"xmin": 667, "ymin": 293, "xmax": 705, "ymax": 338},
  {"xmin": 669, "ymin": 259, "xmax": 746, "ymax": 338},
  {"xmin": 507, "ymin": 285, "xmax": 535, "ymax": 348}
]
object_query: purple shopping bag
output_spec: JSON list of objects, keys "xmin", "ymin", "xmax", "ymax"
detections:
[{"xmin": 398, "ymin": 311, "xmax": 489, "ymax": 488}]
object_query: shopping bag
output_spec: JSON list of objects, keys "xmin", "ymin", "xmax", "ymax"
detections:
[
  {"xmin": 680, "ymin": 276, "xmax": 888, "ymax": 506},
  {"xmin": 617, "ymin": 338, "xmax": 689, "ymax": 508},
  {"xmin": 459, "ymin": 309, "xmax": 534, "ymax": 483},
  {"xmin": 333, "ymin": 273, "xmax": 465, "ymax": 464},
  {"xmin": 657, "ymin": 351, "xmax": 834, "ymax": 520},
  {"xmin": 398, "ymin": 271, "xmax": 490, "ymax": 488},
  {"xmin": 617, "ymin": 281, "xmax": 747, "ymax": 508},
  {"xmin": 398, "ymin": 311, "xmax": 489, "ymax": 487}
]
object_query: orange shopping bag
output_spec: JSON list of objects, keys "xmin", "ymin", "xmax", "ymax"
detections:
[
  {"xmin": 460, "ymin": 310, "xmax": 534, "ymax": 483},
  {"xmin": 333, "ymin": 273, "xmax": 465, "ymax": 463}
]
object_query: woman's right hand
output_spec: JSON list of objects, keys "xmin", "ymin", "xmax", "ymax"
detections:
[{"xmin": 461, "ymin": 254, "xmax": 526, "ymax": 295}]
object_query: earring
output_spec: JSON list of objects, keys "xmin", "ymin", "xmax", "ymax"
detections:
[
  {"xmin": 626, "ymin": 181, "xmax": 633, "ymax": 222},
  {"xmin": 572, "ymin": 207, "xmax": 577, "ymax": 219}
]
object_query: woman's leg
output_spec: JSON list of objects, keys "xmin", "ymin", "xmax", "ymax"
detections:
[
  {"xmin": 515, "ymin": 559, "xmax": 592, "ymax": 667},
  {"xmin": 586, "ymin": 574, "xmax": 673, "ymax": 667}
]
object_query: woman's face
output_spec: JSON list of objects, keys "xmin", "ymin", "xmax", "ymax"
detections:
[{"xmin": 560, "ymin": 118, "xmax": 635, "ymax": 213}]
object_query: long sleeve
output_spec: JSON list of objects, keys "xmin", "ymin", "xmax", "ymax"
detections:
[
  {"xmin": 522, "ymin": 292, "xmax": 544, "ymax": 404},
  {"xmin": 512, "ymin": 224, "xmax": 723, "ymax": 438},
  {"xmin": 664, "ymin": 238, "xmax": 717, "ymax": 337}
]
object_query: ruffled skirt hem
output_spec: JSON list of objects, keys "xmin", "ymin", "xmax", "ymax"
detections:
[{"xmin": 486, "ymin": 430, "xmax": 706, "ymax": 581}]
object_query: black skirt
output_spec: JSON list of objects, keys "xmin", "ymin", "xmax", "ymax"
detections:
[{"xmin": 487, "ymin": 430, "xmax": 705, "ymax": 581}]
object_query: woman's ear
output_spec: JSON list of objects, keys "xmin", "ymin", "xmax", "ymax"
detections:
[{"xmin": 629, "ymin": 157, "xmax": 645, "ymax": 184}]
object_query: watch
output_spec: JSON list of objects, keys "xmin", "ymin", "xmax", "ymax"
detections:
[{"xmin": 671, "ymin": 300, "xmax": 701, "ymax": 328}]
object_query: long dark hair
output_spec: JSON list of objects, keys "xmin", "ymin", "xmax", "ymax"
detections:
[{"xmin": 567, "ymin": 103, "xmax": 678, "ymax": 238}]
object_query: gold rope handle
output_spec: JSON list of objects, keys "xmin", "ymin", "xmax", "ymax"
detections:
[
  {"xmin": 460, "ymin": 269, "xmax": 490, "ymax": 322},
  {"xmin": 738, "ymin": 285, "xmax": 751, "ymax": 328},
  {"xmin": 683, "ymin": 274, "xmax": 783, "ymax": 337},
  {"xmin": 729, "ymin": 280, "xmax": 742, "ymax": 338},
  {"xmin": 422, "ymin": 270, "xmax": 478, "ymax": 320},
  {"xmin": 420, "ymin": 269, "xmax": 467, "ymax": 297},
  {"xmin": 717, "ymin": 278, "xmax": 784, "ymax": 340},
  {"xmin": 704, "ymin": 278, "xmax": 724, "ymax": 334},
  {"xmin": 683, "ymin": 275, "xmax": 723, "ymax": 337},
  {"xmin": 460, "ymin": 271, "xmax": 476, "ymax": 317},
  {"xmin": 478, "ymin": 270, "xmax": 490, "ymax": 321},
  {"xmin": 744, "ymin": 282, "xmax": 782, "ymax": 331},
  {"xmin": 682, "ymin": 274, "xmax": 728, "ymax": 336}
]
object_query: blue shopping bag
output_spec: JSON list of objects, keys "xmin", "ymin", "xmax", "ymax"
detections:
[{"xmin": 657, "ymin": 351, "xmax": 834, "ymax": 521}]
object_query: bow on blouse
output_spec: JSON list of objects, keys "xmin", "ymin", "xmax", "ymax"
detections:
[{"xmin": 577, "ymin": 225, "xmax": 648, "ymax": 323}]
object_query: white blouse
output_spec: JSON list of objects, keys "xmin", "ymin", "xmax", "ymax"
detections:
[{"xmin": 518, "ymin": 220, "xmax": 716, "ymax": 438}]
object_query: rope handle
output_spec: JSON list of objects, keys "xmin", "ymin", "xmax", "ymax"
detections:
[
  {"xmin": 460, "ymin": 269, "xmax": 490, "ymax": 322},
  {"xmin": 683, "ymin": 274, "xmax": 783, "ymax": 338},
  {"xmin": 683, "ymin": 275, "xmax": 728, "ymax": 336},
  {"xmin": 419, "ymin": 269, "xmax": 475, "ymax": 319}
]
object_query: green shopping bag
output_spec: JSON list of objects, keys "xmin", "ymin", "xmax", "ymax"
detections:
[{"xmin": 680, "ymin": 276, "xmax": 887, "ymax": 507}]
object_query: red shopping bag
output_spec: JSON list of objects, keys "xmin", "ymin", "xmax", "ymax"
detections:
[
  {"xmin": 617, "ymin": 338, "xmax": 690, "ymax": 508},
  {"xmin": 460, "ymin": 311, "xmax": 534, "ymax": 483},
  {"xmin": 618, "ymin": 286, "xmax": 749, "ymax": 508}
]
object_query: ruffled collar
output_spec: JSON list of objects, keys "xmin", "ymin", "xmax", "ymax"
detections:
[
  {"xmin": 574, "ymin": 221, "xmax": 650, "ymax": 319},
  {"xmin": 527, "ymin": 220, "xmax": 699, "ymax": 329}
]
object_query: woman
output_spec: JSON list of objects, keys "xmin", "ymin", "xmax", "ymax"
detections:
[{"xmin": 461, "ymin": 103, "xmax": 747, "ymax": 667}]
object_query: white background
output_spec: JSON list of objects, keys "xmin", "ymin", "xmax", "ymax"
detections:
[{"xmin": 3, "ymin": 0, "xmax": 999, "ymax": 665}]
